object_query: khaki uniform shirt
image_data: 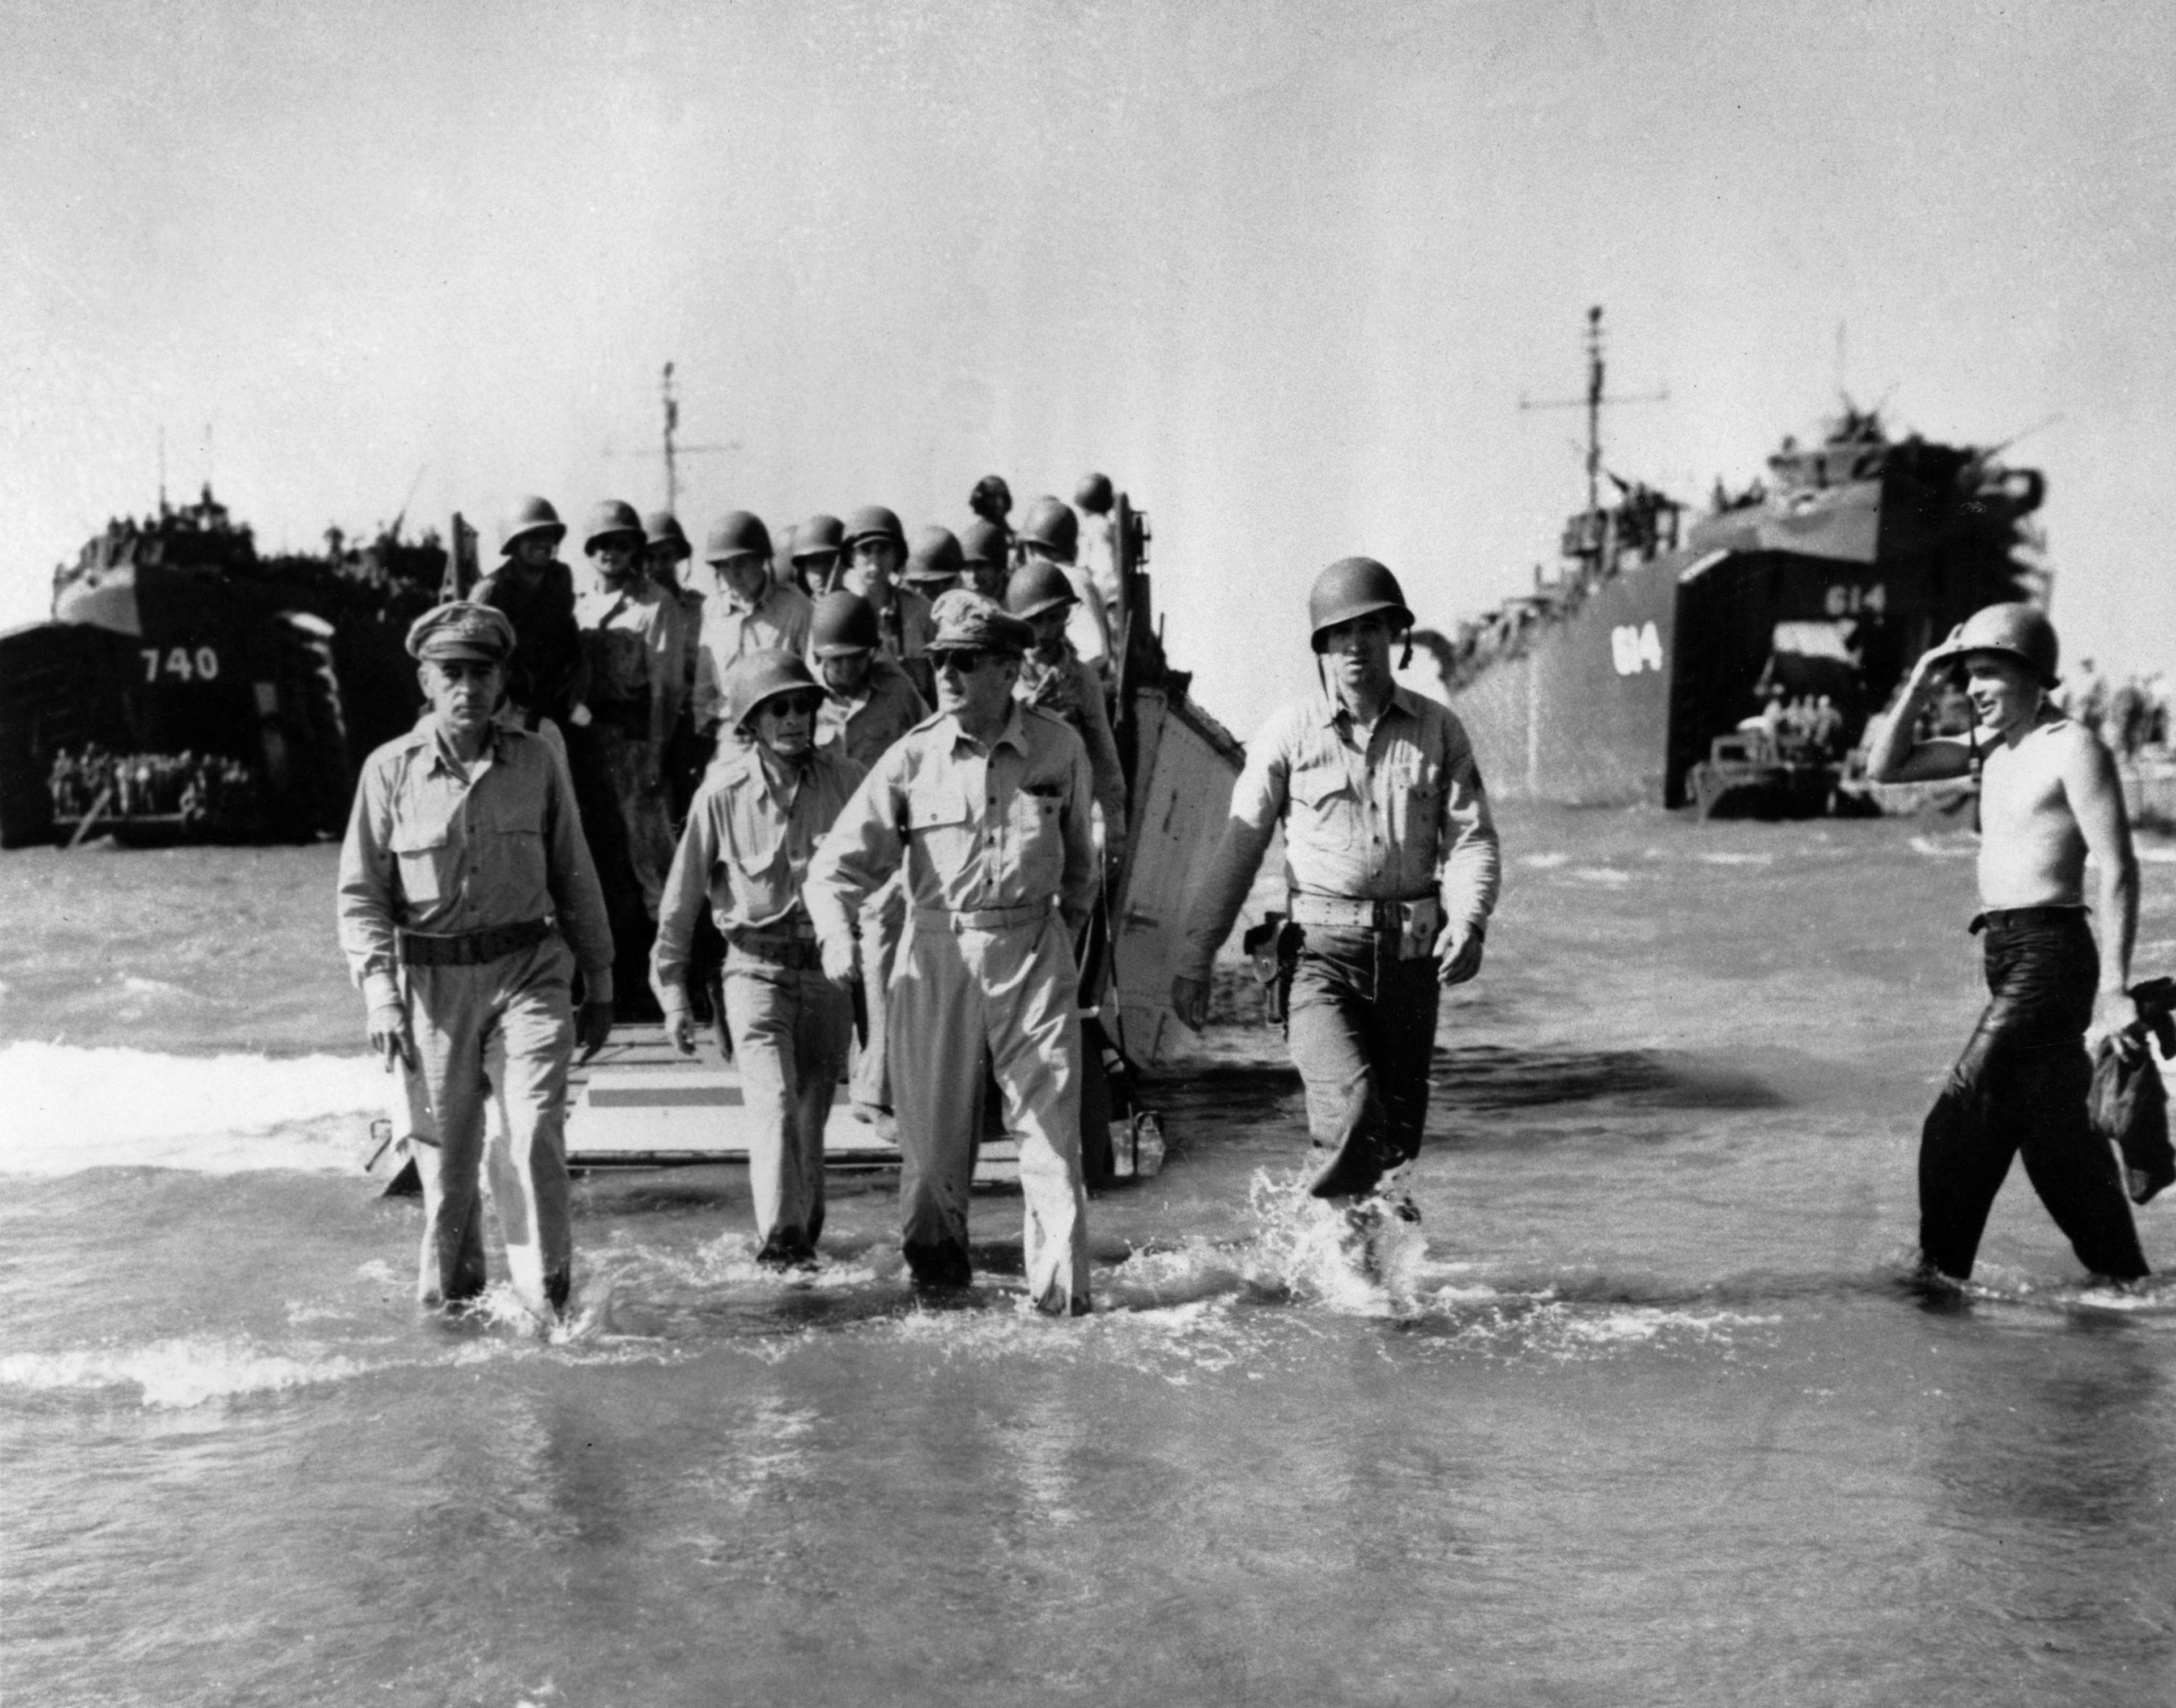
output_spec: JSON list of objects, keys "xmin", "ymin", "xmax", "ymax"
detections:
[
  {"xmin": 692, "ymin": 579, "xmax": 816, "ymax": 730},
  {"xmin": 1176, "ymin": 683, "xmax": 1500, "ymax": 982},
  {"xmin": 575, "ymin": 576, "xmax": 676, "ymax": 712},
  {"xmin": 805, "ymin": 704, "xmax": 1099, "ymax": 947},
  {"xmin": 337, "ymin": 720, "xmax": 615, "ymax": 1013},
  {"xmin": 816, "ymin": 655, "xmax": 930, "ymax": 771},
  {"xmin": 651, "ymin": 744, "xmax": 866, "ymax": 1013}
]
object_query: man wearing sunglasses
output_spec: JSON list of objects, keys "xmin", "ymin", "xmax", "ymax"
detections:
[
  {"xmin": 806, "ymin": 591, "xmax": 1099, "ymax": 1314},
  {"xmin": 653, "ymin": 650, "xmax": 865, "ymax": 1268}
]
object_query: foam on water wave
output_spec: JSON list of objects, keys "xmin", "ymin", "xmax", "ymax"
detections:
[
  {"xmin": 0, "ymin": 1040, "xmax": 386, "ymax": 1175},
  {"xmin": 0, "ymin": 1336, "xmax": 371, "ymax": 1409}
]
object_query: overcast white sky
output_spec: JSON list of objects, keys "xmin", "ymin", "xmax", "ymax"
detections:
[{"xmin": 6, "ymin": 0, "xmax": 2171, "ymax": 732}]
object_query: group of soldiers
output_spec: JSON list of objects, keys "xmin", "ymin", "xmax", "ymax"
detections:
[
  {"xmin": 335, "ymin": 479, "xmax": 2155, "ymax": 1320},
  {"xmin": 337, "ymin": 474, "xmax": 1158, "ymax": 1316}
]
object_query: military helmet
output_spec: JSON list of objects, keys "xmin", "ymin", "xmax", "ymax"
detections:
[
  {"xmin": 724, "ymin": 649, "xmax": 823, "ymax": 731},
  {"xmin": 1935, "ymin": 601, "xmax": 2060, "ymax": 688},
  {"xmin": 1073, "ymin": 471, "xmax": 1114, "ymax": 515},
  {"xmin": 704, "ymin": 510, "xmax": 773, "ymax": 562},
  {"xmin": 810, "ymin": 591, "xmax": 881, "ymax": 657},
  {"xmin": 1018, "ymin": 496, "xmax": 1078, "ymax": 562},
  {"xmin": 499, "ymin": 495, "xmax": 566, "ymax": 556},
  {"xmin": 582, "ymin": 499, "xmax": 645, "ymax": 553},
  {"xmin": 844, "ymin": 505, "xmax": 906, "ymax": 551},
  {"xmin": 790, "ymin": 513, "xmax": 845, "ymax": 562},
  {"xmin": 969, "ymin": 474, "xmax": 1013, "ymax": 522},
  {"xmin": 643, "ymin": 511, "xmax": 691, "ymax": 559},
  {"xmin": 1005, "ymin": 560, "xmax": 1077, "ymax": 622},
  {"xmin": 958, "ymin": 519, "xmax": 1009, "ymax": 568},
  {"xmin": 902, "ymin": 526, "xmax": 964, "ymax": 586},
  {"xmin": 1307, "ymin": 557, "xmax": 1414, "ymax": 648}
]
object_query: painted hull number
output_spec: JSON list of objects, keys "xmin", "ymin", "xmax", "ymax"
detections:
[
  {"xmin": 1610, "ymin": 622, "xmax": 1664, "ymax": 676},
  {"xmin": 141, "ymin": 646, "xmax": 222, "ymax": 683}
]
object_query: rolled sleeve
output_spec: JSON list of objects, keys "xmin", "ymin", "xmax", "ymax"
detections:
[
  {"xmin": 651, "ymin": 801, "xmax": 721, "ymax": 1014},
  {"xmin": 1174, "ymin": 717, "xmax": 1288, "ymax": 982}
]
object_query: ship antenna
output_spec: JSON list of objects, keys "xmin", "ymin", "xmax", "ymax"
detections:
[
  {"xmin": 1518, "ymin": 306, "xmax": 1667, "ymax": 526},
  {"xmin": 158, "ymin": 426, "xmax": 168, "ymax": 517},
  {"xmin": 607, "ymin": 362, "xmax": 734, "ymax": 515}
]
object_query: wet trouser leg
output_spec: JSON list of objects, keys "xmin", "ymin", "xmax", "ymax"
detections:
[
  {"xmin": 850, "ymin": 876, "xmax": 908, "ymax": 1114},
  {"xmin": 723, "ymin": 954, "xmax": 852, "ymax": 1257},
  {"xmin": 1918, "ymin": 914, "xmax": 2147, "ymax": 1282},
  {"xmin": 890, "ymin": 915, "xmax": 1090, "ymax": 1311},
  {"xmin": 1286, "ymin": 928, "xmax": 1442, "ymax": 1198},
  {"xmin": 408, "ymin": 939, "xmax": 577, "ymax": 1310}
]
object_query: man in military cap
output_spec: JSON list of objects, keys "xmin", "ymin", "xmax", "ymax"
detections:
[
  {"xmin": 691, "ymin": 511, "xmax": 814, "ymax": 738},
  {"xmin": 474, "ymin": 496, "xmax": 589, "ymax": 731},
  {"xmin": 788, "ymin": 513, "xmax": 848, "ymax": 599},
  {"xmin": 1173, "ymin": 558, "xmax": 1500, "ymax": 1213},
  {"xmin": 653, "ymin": 651, "xmax": 866, "ymax": 1268},
  {"xmin": 575, "ymin": 501, "xmax": 680, "ymax": 958},
  {"xmin": 840, "ymin": 505, "xmax": 935, "ymax": 697},
  {"xmin": 1867, "ymin": 602, "xmax": 2149, "ymax": 1284},
  {"xmin": 337, "ymin": 601, "xmax": 615, "ymax": 1316},
  {"xmin": 806, "ymin": 591, "xmax": 1098, "ymax": 1313},
  {"xmin": 808, "ymin": 589, "xmax": 931, "ymax": 1127}
]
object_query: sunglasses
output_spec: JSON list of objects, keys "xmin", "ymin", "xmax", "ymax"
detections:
[{"xmin": 926, "ymin": 648, "xmax": 1001, "ymax": 674}]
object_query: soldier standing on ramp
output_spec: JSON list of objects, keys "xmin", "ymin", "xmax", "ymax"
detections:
[
  {"xmin": 652, "ymin": 651, "xmax": 865, "ymax": 1268},
  {"xmin": 806, "ymin": 591, "xmax": 1099, "ymax": 1313},
  {"xmin": 1172, "ymin": 559, "xmax": 1501, "ymax": 1208},
  {"xmin": 337, "ymin": 602, "xmax": 615, "ymax": 1316}
]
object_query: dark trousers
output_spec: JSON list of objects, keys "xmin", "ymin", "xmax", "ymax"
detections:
[
  {"xmin": 1286, "ymin": 927, "xmax": 1441, "ymax": 1188},
  {"xmin": 1919, "ymin": 911, "xmax": 2148, "ymax": 1281}
]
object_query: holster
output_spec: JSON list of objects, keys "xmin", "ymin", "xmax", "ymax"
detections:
[{"xmin": 1241, "ymin": 912, "xmax": 1303, "ymax": 1027}]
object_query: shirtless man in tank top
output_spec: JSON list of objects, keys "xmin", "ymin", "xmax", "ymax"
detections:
[{"xmin": 1866, "ymin": 602, "xmax": 2147, "ymax": 1284}]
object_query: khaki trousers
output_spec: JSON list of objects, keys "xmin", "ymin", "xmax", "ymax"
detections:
[
  {"xmin": 890, "ymin": 910, "xmax": 1090, "ymax": 1313},
  {"xmin": 406, "ymin": 937, "xmax": 576, "ymax": 1312},
  {"xmin": 722, "ymin": 951, "xmax": 853, "ymax": 1256}
]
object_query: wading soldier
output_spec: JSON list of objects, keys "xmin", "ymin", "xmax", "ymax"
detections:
[
  {"xmin": 808, "ymin": 590, "xmax": 930, "ymax": 1125},
  {"xmin": 806, "ymin": 592, "xmax": 1098, "ymax": 1312},
  {"xmin": 474, "ymin": 496, "xmax": 588, "ymax": 730},
  {"xmin": 337, "ymin": 602, "xmax": 615, "ymax": 1315},
  {"xmin": 653, "ymin": 652, "xmax": 865, "ymax": 1267},
  {"xmin": 1172, "ymin": 559, "xmax": 1500, "ymax": 1205},
  {"xmin": 692, "ymin": 511, "xmax": 814, "ymax": 741},
  {"xmin": 575, "ymin": 501, "xmax": 680, "ymax": 1004},
  {"xmin": 1866, "ymin": 602, "xmax": 2149, "ymax": 1284}
]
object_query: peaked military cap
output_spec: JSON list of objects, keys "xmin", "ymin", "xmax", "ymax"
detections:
[
  {"xmin": 928, "ymin": 589, "xmax": 1032, "ymax": 657},
  {"xmin": 408, "ymin": 601, "xmax": 517, "ymax": 664}
]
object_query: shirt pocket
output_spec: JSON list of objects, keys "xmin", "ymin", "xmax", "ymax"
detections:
[
  {"xmin": 390, "ymin": 815, "xmax": 454, "ymax": 908},
  {"xmin": 1381, "ymin": 757, "xmax": 1442, "ymax": 859},
  {"xmin": 906, "ymin": 774, "xmax": 977, "ymax": 882},
  {"xmin": 1010, "ymin": 785, "xmax": 1066, "ymax": 898},
  {"xmin": 1287, "ymin": 763, "xmax": 1359, "ymax": 851}
]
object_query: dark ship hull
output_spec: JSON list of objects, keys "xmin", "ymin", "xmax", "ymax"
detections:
[
  {"xmin": 0, "ymin": 490, "xmax": 443, "ymax": 848},
  {"xmin": 1429, "ymin": 414, "xmax": 2048, "ymax": 809}
]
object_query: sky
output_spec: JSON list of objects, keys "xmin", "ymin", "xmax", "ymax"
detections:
[{"xmin": 6, "ymin": 0, "xmax": 2172, "ymax": 733}]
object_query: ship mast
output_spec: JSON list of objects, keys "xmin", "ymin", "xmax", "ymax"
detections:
[
  {"xmin": 1520, "ymin": 306, "xmax": 1668, "ymax": 526},
  {"xmin": 658, "ymin": 362, "xmax": 734, "ymax": 516}
]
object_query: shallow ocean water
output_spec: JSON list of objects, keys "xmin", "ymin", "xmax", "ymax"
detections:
[{"xmin": 2, "ymin": 805, "xmax": 2171, "ymax": 1706}]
